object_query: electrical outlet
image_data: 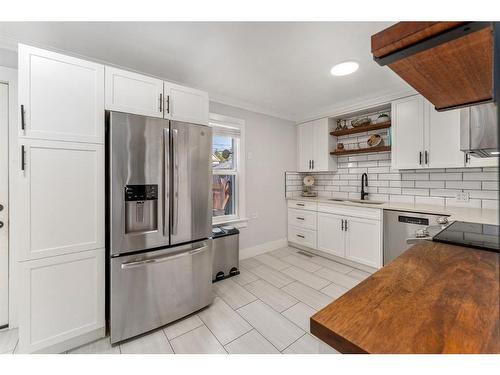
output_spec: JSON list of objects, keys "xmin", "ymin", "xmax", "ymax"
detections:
[{"xmin": 455, "ymin": 192, "xmax": 470, "ymax": 202}]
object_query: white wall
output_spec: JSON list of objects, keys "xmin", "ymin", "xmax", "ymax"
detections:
[
  {"xmin": 210, "ymin": 101, "xmax": 296, "ymax": 251},
  {"xmin": 0, "ymin": 48, "xmax": 17, "ymax": 69}
]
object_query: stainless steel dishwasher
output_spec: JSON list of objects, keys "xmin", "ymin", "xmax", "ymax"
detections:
[{"xmin": 383, "ymin": 210, "xmax": 450, "ymax": 265}]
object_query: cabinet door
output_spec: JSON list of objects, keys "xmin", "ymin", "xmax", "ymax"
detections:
[
  {"xmin": 16, "ymin": 139, "xmax": 104, "ymax": 261},
  {"xmin": 164, "ymin": 82, "xmax": 209, "ymax": 125},
  {"xmin": 297, "ymin": 122, "xmax": 313, "ymax": 172},
  {"xmin": 18, "ymin": 248, "xmax": 105, "ymax": 353},
  {"xmin": 344, "ymin": 217, "xmax": 382, "ymax": 268},
  {"xmin": 312, "ymin": 119, "xmax": 329, "ymax": 171},
  {"xmin": 18, "ymin": 44, "xmax": 104, "ymax": 143},
  {"xmin": 425, "ymin": 100, "xmax": 464, "ymax": 168},
  {"xmin": 105, "ymin": 66, "xmax": 164, "ymax": 118},
  {"xmin": 317, "ymin": 212, "xmax": 345, "ymax": 258},
  {"xmin": 391, "ymin": 95, "xmax": 425, "ymax": 169}
]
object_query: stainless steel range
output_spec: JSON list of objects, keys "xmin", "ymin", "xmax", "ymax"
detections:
[{"xmin": 107, "ymin": 111, "xmax": 213, "ymax": 344}]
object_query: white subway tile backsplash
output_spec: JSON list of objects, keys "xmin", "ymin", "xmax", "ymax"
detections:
[
  {"xmin": 401, "ymin": 188, "xmax": 429, "ymax": 196},
  {"xmin": 415, "ymin": 180, "xmax": 445, "ymax": 189},
  {"xmin": 429, "ymin": 173, "xmax": 462, "ymax": 180},
  {"xmin": 463, "ymin": 172, "xmax": 498, "ymax": 181},
  {"xmin": 446, "ymin": 180, "xmax": 482, "ymax": 190},
  {"xmin": 286, "ymin": 160, "xmax": 498, "ymax": 209},
  {"xmin": 415, "ymin": 196, "xmax": 446, "ymax": 206}
]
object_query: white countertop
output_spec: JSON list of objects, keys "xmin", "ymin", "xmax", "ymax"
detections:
[{"xmin": 287, "ymin": 196, "xmax": 499, "ymax": 225}]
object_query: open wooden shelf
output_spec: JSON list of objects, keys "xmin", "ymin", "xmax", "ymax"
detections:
[
  {"xmin": 330, "ymin": 121, "xmax": 391, "ymax": 137},
  {"xmin": 330, "ymin": 145, "xmax": 391, "ymax": 156}
]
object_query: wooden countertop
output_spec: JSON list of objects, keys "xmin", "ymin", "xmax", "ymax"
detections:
[{"xmin": 310, "ymin": 241, "xmax": 500, "ymax": 353}]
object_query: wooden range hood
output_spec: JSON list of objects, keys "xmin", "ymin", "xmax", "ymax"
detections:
[{"xmin": 371, "ymin": 22, "xmax": 496, "ymax": 111}]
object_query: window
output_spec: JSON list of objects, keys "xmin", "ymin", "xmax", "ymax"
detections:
[{"xmin": 210, "ymin": 114, "xmax": 246, "ymax": 225}]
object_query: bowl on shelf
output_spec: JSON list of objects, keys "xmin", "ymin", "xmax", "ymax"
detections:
[
  {"xmin": 367, "ymin": 134, "xmax": 383, "ymax": 147},
  {"xmin": 351, "ymin": 117, "xmax": 371, "ymax": 128},
  {"xmin": 375, "ymin": 113, "xmax": 390, "ymax": 124}
]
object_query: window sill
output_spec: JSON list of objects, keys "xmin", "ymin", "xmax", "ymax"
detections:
[{"xmin": 212, "ymin": 217, "xmax": 249, "ymax": 228}]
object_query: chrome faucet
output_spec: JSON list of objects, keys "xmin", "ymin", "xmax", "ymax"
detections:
[{"xmin": 360, "ymin": 173, "xmax": 368, "ymax": 200}]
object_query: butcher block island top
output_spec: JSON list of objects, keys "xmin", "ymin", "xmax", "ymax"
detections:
[{"xmin": 310, "ymin": 241, "xmax": 500, "ymax": 354}]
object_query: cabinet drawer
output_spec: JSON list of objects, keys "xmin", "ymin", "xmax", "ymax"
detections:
[
  {"xmin": 288, "ymin": 225, "xmax": 317, "ymax": 249},
  {"xmin": 288, "ymin": 208, "xmax": 317, "ymax": 230},
  {"xmin": 287, "ymin": 200, "xmax": 317, "ymax": 211}
]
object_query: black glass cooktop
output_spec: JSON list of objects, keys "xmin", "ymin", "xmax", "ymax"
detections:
[{"xmin": 433, "ymin": 221, "xmax": 499, "ymax": 252}]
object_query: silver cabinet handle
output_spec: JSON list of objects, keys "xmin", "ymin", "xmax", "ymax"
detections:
[
  {"xmin": 296, "ymin": 234, "xmax": 305, "ymax": 239},
  {"xmin": 296, "ymin": 217, "xmax": 305, "ymax": 220},
  {"xmin": 159, "ymin": 93, "xmax": 163, "ymax": 112},
  {"xmin": 121, "ymin": 245, "xmax": 208, "ymax": 269},
  {"xmin": 296, "ymin": 203, "xmax": 305, "ymax": 206}
]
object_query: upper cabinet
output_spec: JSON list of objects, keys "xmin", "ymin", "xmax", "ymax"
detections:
[
  {"xmin": 19, "ymin": 44, "xmax": 105, "ymax": 143},
  {"xmin": 297, "ymin": 118, "xmax": 336, "ymax": 172},
  {"xmin": 105, "ymin": 67, "xmax": 209, "ymax": 125},
  {"xmin": 164, "ymin": 82, "xmax": 209, "ymax": 125},
  {"xmin": 105, "ymin": 67, "xmax": 164, "ymax": 118},
  {"xmin": 391, "ymin": 94, "xmax": 497, "ymax": 170}
]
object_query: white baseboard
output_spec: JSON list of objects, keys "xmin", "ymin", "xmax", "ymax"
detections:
[{"xmin": 239, "ymin": 238, "xmax": 287, "ymax": 260}]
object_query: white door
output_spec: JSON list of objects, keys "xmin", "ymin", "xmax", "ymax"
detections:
[
  {"xmin": 391, "ymin": 95, "xmax": 425, "ymax": 169},
  {"xmin": 164, "ymin": 82, "xmax": 209, "ymax": 125},
  {"xmin": 0, "ymin": 83, "xmax": 8, "ymax": 327},
  {"xmin": 425, "ymin": 101, "xmax": 464, "ymax": 168},
  {"xmin": 317, "ymin": 212, "xmax": 345, "ymax": 258},
  {"xmin": 18, "ymin": 248, "xmax": 105, "ymax": 353},
  {"xmin": 297, "ymin": 122, "xmax": 313, "ymax": 172},
  {"xmin": 105, "ymin": 66, "xmax": 164, "ymax": 118},
  {"xmin": 18, "ymin": 44, "xmax": 104, "ymax": 143},
  {"xmin": 344, "ymin": 216, "xmax": 382, "ymax": 268},
  {"xmin": 16, "ymin": 140, "xmax": 104, "ymax": 261}
]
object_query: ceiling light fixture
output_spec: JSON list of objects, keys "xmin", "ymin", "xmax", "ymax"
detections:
[{"xmin": 330, "ymin": 61, "xmax": 359, "ymax": 76}]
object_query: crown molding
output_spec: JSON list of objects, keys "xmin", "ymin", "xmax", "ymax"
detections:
[
  {"xmin": 209, "ymin": 92, "xmax": 297, "ymax": 122},
  {"xmin": 297, "ymin": 87, "xmax": 418, "ymax": 124}
]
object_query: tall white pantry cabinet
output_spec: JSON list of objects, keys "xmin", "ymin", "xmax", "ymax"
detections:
[{"xmin": 14, "ymin": 45, "xmax": 105, "ymax": 353}]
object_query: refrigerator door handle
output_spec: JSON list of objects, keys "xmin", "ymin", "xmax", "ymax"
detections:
[
  {"xmin": 121, "ymin": 243, "xmax": 209, "ymax": 269},
  {"xmin": 163, "ymin": 127, "xmax": 170, "ymax": 237},
  {"xmin": 172, "ymin": 128, "xmax": 179, "ymax": 235}
]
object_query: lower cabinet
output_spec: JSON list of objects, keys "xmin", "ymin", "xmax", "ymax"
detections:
[
  {"xmin": 317, "ymin": 213, "xmax": 344, "ymax": 258},
  {"xmin": 18, "ymin": 248, "xmax": 105, "ymax": 353},
  {"xmin": 287, "ymin": 225, "xmax": 317, "ymax": 249},
  {"xmin": 344, "ymin": 216, "xmax": 382, "ymax": 268}
]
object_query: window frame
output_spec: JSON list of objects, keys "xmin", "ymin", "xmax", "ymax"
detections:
[{"xmin": 209, "ymin": 113, "xmax": 247, "ymax": 226}]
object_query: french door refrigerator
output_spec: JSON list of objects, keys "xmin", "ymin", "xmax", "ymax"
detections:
[{"xmin": 107, "ymin": 111, "xmax": 213, "ymax": 344}]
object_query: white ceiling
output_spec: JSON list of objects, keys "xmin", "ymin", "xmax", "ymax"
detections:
[{"xmin": 0, "ymin": 22, "xmax": 411, "ymax": 121}]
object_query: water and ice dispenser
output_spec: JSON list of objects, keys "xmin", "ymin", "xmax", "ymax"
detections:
[{"xmin": 125, "ymin": 185, "xmax": 158, "ymax": 234}]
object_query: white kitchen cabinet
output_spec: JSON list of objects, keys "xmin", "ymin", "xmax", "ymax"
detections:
[
  {"xmin": 425, "ymin": 101, "xmax": 464, "ymax": 168},
  {"xmin": 297, "ymin": 118, "xmax": 336, "ymax": 172},
  {"xmin": 392, "ymin": 94, "xmax": 470, "ymax": 170},
  {"xmin": 287, "ymin": 225, "xmax": 317, "ymax": 249},
  {"xmin": 18, "ymin": 248, "xmax": 105, "ymax": 353},
  {"xmin": 288, "ymin": 208, "xmax": 317, "ymax": 230},
  {"xmin": 391, "ymin": 95, "xmax": 425, "ymax": 169},
  {"xmin": 18, "ymin": 44, "xmax": 104, "ymax": 143},
  {"xmin": 317, "ymin": 212, "xmax": 344, "ymax": 258},
  {"xmin": 344, "ymin": 216, "xmax": 382, "ymax": 268},
  {"xmin": 105, "ymin": 66, "xmax": 164, "ymax": 118},
  {"xmin": 16, "ymin": 139, "xmax": 104, "ymax": 261},
  {"xmin": 164, "ymin": 82, "xmax": 209, "ymax": 125}
]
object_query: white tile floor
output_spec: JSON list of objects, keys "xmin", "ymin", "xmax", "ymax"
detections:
[{"xmin": 0, "ymin": 246, "xmax": 372, "ymax": 354}]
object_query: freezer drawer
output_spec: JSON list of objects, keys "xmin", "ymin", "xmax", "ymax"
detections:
[{"xmin": 110, "ymin": 240, "xmax": 214, "ymax": 344}]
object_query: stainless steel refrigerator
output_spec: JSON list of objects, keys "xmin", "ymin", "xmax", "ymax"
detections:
[{"xmin": 107, "ymin": 111, "xmax": 213, "ymax": 344}]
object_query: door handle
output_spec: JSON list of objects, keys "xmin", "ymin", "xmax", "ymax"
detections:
[
  {"xmin": 171, "ymin": 128, "xmax": 179, "ymax": 235},
  {"xmin": 20, "ymin": 105, "xmax": 26, "ymax": 131},
  {"xmin": 296, "ymin": 234, "xmax": 305, "ymax": 239},
  {"xmin": 341, "ymin": 219, "xmax": 344, "ymax": 231},
  {"xmin": 424, "ymin": 150, "xmax": 429, "ymax": 165},
  {"xmin": 121, "ymin": 244, "xmax": 208, "ymax": 269},
  {"xmin": 345, "ymin": 220, "xmax": 348, "ymax": 231},
  {"xmin": 159, "ymin": 93, "xmax": 163, "ymax": 112},
  {"xmin": 163, "ymin": 128, "xmax": 170, "ymax": 236},
  {"xmin": 166, "ymin": 95, "xmax": 170, "ymax": 114},
  {"xmin": 296, "ymin": 203, "xmax": 305, "ymax": 207},
  {"xmin": 419, "ymin": 151, "xmax": 422, "ymax": 165},
  {"xmin": 21, "ymin": 145, "xmax": 26, "ymax": 171},
  {"xmin": 296, "ymin": 217, "xmax": 305, "ymax": 220},
  {"xmin": 312, "ymin": 160, "xmax": 314, "ymax": 170}
]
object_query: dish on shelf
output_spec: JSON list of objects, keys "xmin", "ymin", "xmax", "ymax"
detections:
[
  {"xmin": 351, "ymin": 117, "xmax": 371, "ymax": 127},
  {"xmin": 367, "ymin": 134, "xmax": 383, "ymax": 147}
]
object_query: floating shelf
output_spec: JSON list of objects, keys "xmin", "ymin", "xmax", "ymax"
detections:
[
  {"xmin": 330, "ymin": 121, "xmax": 391, "ymax": 137},
  {"xmin": 330, "ymin": 145, "xmax": 391, "ymax": 156}
]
